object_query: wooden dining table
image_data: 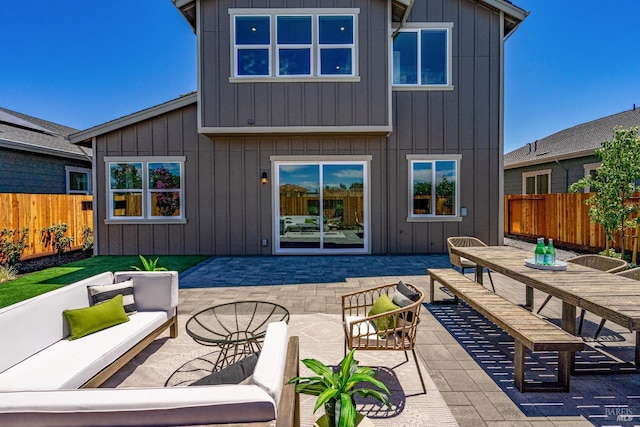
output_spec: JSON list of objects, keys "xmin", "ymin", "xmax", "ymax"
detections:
[{"xmin": 450, "ymin": 245, "xmax": 640, "ymax": 366}]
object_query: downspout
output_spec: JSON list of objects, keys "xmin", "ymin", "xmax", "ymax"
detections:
[
  {"xmin": 555, "ymin": 158, "xmax": 569, "ymax": 192},
  {"xmin": 91, "ymin": 136, "xmax": 98, "ymax": 257},
  {"xmin": 498, "ymin": 11, "xmax": 505, "ymax": 245}
]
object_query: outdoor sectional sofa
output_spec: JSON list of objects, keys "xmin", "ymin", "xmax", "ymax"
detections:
[{"xmin": 0, "ymin": 271, "xmax": 299, "ymax": 426}]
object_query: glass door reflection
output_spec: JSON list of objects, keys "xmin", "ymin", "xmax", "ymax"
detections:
[{"xmin": 278, "ymin": 164, "xmax": 321, "ymax": 249}]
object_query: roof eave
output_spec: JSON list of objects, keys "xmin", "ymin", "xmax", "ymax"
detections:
[
  {"xmin": 172, "ymin": 0, "xmax": 196, "ymax": 32},
  {"xmin": 69, "ymin": 93, "xmax": 198, "ymax": 144},
  {"xmin": 0, "ymin": 138, "xmax": 91, "ymax": 161},
  {"xmin": 504, "ymin": 148, "xmax": 598, "ymax": 170}
]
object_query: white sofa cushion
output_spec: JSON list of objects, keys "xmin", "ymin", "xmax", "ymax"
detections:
[
  {"xmin": 251, "ymin": 321, "xmax": 288, "ymax": 409},
  {"xmin": 0, "ymin": 385, "xmax": 276, "ymax": 426},
  {"xmin": 0, "ymin": 272, "xmax": 114, "ymax": 374},
  {"xmin": 0, "ymin": 311, "xmax": 167, "ymax": 391}
]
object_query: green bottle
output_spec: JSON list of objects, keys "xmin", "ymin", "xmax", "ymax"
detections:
[
  {"xmin": 544, "ymin": 238, "xmax": 555, "ymax": 266},
  {"xmin": 534, "ymin": 237, "xmax": 546, "ymax": 265}
]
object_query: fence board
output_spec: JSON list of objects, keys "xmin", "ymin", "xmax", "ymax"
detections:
[
  {"xmin": 505, "ymin": 193, "xmax": 638, "ymax": 253},
  {"xmin": 0, "ymin": 193, "xmax": 93, "ymax": 260}
]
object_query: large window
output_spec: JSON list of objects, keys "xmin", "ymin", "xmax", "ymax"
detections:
[
  {"xmin": 393, "ymin": 24, "xmax": 453, "ymax": 89},
  {"xmin": 408, "ymin": 155, "xmax": 460, "ymax": 220},
  {"xmin": 231, "ymin": 9, "xmax": 358, "ymax": 80},
  {"xmin": 105, "ymin": 157, "xmax": 185, "ymax": 222},
  {"xmin": 66, "ymin": 166, "xmax": 91, "ymax": 194},
  {"xmin": 273, "ymin": 157, "xmax": 369, "ymax": 254},
  {"xmin": 522, "ymin": 170, "xmax": 551, "ymax": 194}
]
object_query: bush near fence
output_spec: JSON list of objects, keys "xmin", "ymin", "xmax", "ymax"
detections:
[
  {"xmin": 504, "ymin": 193, "xmax": 639, "ymax": 253},
  {"xmin": 0, "ymin": 193, "xmax": 93, "ymax": 260}
]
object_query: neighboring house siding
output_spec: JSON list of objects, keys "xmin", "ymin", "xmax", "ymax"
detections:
[
  {"xmin": 388, "ymin": 0, "xmax": 504, "ymax": 247},
  {"xmin": 0, "ymin": 148, "xmax": 89, "ymax": 194},
  {"xmin": 198, "ymin": 0, "xmax": 389, "ymax": 130},
  {"xmin": 504, "ymin": 155, "xmax": 600, "ymax": 195}
]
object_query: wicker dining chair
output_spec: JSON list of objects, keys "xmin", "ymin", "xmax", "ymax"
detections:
[
  {"xmin": 342, "ymin": 282, "xmax": 426, "ymax": 393},
  {"xmin": 536, "ymin": 254, "xmax": 628, "ymax": 334},
  {"xmin": 446, "ymin": 236, "xmax": 495, "ymax": 291},
  {"xmin": 591, "ymin": 267, "xmax": 640, "ymax": 339}
]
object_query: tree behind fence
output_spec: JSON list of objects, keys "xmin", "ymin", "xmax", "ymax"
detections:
[
  {"xmin": 504, "ymin": 193, "xmax": 638, "ymax": 252},
  {"xmin": 0, "ymin": 193, "xmax": 93, "ymax": 259}
]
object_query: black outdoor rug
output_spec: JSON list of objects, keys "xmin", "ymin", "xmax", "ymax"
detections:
[{"xmin": 428, "ymin": 302, "xmax": 640, "ymax": 426}]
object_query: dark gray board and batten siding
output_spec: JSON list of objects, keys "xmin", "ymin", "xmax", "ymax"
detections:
[
  {"xmin": 95, "ymin": 0, "xmax": 507, "ymax": 256},
  {"xmin": 199, "ymin": 0, "xmax": 390, "ymax": 131}
]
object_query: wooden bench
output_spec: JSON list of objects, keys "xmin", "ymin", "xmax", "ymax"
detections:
[{"xmin": 428, "ymin": 268, "xmax": 585, "ymax": 392}]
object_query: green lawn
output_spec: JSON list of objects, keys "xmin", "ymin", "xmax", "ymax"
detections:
[{"xmin": 0, "ymin": 255, "xmax": 209, "ymax": 309}]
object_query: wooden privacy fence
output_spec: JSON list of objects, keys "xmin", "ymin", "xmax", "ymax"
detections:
[
  {"xmin": 0, "ymin": 193, "xmax": 93, "ymax": 260},
  {"xmin": 504, "ymin": 193, "xmax": 639, "ymax": 253}
]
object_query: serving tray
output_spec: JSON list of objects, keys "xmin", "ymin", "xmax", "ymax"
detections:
[{"xmin": 524, "ymin": 259, "xmax": 567, "ymax": 271}]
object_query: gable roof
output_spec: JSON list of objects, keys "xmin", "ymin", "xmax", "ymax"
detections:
[
  {"xmin": 0, "ymin": 107, "xmax": 92, "ymax": 161},
  {"xmin": 504, "ymin": 107, "xmax": 640, "ymax": 169},
  {"xmin": 171, "ymin": 0, "xmax": 527, "ymax": 37},
  {"xmin": 69, "ymin": 92, "xmax": 197, "ymax": 145}
]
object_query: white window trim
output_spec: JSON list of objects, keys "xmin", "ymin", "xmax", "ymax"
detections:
[
  {"xmin": 392, "ymin": 22, "xmax": 454, "ymax": 91},
  {"xmin": 583, "ymin": 162, "xmax": 601, "ymax": 193},
  {"xmin": 65, "ymin": 166, "xmax": 91, "ymax": 195},
  {"xmin": 104, "ymin": 156, "xmax": 186, "ymax": 224},
  {"xmin": 522, "ymin": 169, "xmax": 552, "ymax": 194},
  {"xmin": 406, "ymin": 154, "xmax": 461, "ymax": 222},
  {"xmin": 229, "ymin": 8, "xmax": 359, "ymax": 82}
]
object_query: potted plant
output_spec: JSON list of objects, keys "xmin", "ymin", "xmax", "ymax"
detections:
[{"xmin": 287, "ymin": 349, "xmax": 390, "ymax": 427}]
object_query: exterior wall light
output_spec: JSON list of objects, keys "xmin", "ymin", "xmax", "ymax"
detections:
[{"xmin": 261, "ymin": 171, "xmax": 269, "ymax": 184}]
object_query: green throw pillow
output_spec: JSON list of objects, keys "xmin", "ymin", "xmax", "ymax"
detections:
[
  {"xmin": 63, "ymin": 294, "xmax": 130, "ymax": 340},
  {"xmin": 368, "ymin": 294, "xmax": 400, "ymax": 334}
]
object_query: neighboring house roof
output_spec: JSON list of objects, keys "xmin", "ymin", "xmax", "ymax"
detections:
[
  {"xmin": 171, "ymin": 0, "xmax": 528, "ymax": 36},
  {"xmin": 69, "ymin": 92, "xmax": 197, "ymax": 145},
  {"xmin": 504, "ymin": 107, "xmax": 640, "ymax": 169},
  {"xmin": 0, "ymin": 107, "xmax": 92, "ymax": 161}
]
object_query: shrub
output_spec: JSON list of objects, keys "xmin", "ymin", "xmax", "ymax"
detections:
[
  {"xmin": 0, "ymin": 264, "xmax": 18, "ymax": 283},
  {"xmin": 0, "ymin": 227, "xmax": 29, "ymax": 267},
  {"xmin": 82, "ymin": 226, "xmax": 94, "ymax": 252},
  {"xmin": 41, "ymin": 223, "xmax": 74, "ymax": 256}
]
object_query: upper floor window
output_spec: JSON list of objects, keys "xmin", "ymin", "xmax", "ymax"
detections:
[
  {"xmin": 105, "ymin": 157, "xmax": 185, "ymax": 222},
  {"xmin": 66, "ymin": 166, "xmax": 91, "ymax": 194},
  {"xmin": 231, "ymin": 9, "xmax": 358, "ymax": 81},
  {"xmin": 393, "ymin": 24, "xmax": 453, "ymax": 90},
  {"xmin": 522, "ymin": 169, "xmax": 551, "ymax": 195},
  {"xmin": 407, "ymin": 155, "xmax": 461, "ymax": 221}
]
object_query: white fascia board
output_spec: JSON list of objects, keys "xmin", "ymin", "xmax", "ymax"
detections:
[
  {"xmin": 480, "ymin": 0, "xmax": 528, "ymax": 22},
  {"xmin": 69, "ymin": 93, "xmax": 197, "ymax": 144},
  {"xmin": 0, "ymin": 138, "xmax": 90, "ymax": 161},
  {"xmin": 504, "ymin": 149, "xmax": 597, "ymax": 170}
]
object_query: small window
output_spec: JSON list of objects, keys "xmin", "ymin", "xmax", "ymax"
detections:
[
  {"xmin": 408, "ymin": 155, "xmax": 460, "ymax": 220},
  {"xmin": 393, "ymin": 25, "xmax": 452, "ymax": 88},
  {"xmin": 106, "ymin": 157, "xmax": 185, "ymax": 222},
  {"xmin": 66, "ymin": 166, "xmax": 91, "ymax": 194},
  {"xmin": 522, "ymin": 170, "xmax": 551, "ymax": 195},
  {"xmin": 583, "ymin": 162, "xmax": 601, "ymax": 193},
  {"xmin": 231, "ymin": 9, "xmax": 358, "ymax": 80}
]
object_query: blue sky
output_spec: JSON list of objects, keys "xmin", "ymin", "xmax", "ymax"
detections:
[{"xmin": 1, "ymin": 1, "xmax": 639, "ymax": 154}]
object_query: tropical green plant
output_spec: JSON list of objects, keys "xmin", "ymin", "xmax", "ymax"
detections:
[
  {"xmin": 0, "ymin": 264, "xmax": 18, "ymax": 284},
  {"xmin": 40, "ymin": 223, "xmax": 73, "ymax": 256},
  {"xmin": 287, "ymin": 349, "xmax": 390, "ymax": 427},
  {"xmin": 0, "ymin": 227, "xmax": 29, "ymax": 267},
  {"xmin": 569, "ymin": 126, "xmax": 640, "ymax": 257},
  {"xmin": 131, "ymin": 255, "xmax": 168, "ymax": 271}
]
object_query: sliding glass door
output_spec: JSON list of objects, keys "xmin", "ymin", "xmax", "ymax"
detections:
[{"xmin": 274, "ymin": 159, "xmax": 368, "ymax": 254}]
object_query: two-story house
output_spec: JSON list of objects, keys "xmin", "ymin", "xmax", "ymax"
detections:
[{"xmin": 70, "ymin": 0, "xmax": 527, "ymax": 256}]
